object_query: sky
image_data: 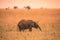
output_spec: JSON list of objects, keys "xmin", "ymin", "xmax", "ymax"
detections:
[{"xmin": 0, "ymin": 0, "xmax": 60, "ymax": 8}]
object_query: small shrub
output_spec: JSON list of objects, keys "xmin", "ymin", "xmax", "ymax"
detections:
[
  {"xmin": 14, "ymin": 6, "xmax": 18, "ymax": 9},
  {"xmin": 24, "ymin": 6, "xmax": 31, "ymax": 10}
]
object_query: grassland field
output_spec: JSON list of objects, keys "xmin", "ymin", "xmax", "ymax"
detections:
[{"xmin": 0, "ymin": 8, "xmax": 60, "ymax": 40}]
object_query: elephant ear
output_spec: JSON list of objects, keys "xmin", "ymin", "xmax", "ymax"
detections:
[{"xmin": 31, "ymin": 23, "xmax": 35, "ymax": 27}]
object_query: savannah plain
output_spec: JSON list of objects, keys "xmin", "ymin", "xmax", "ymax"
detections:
[{"xmin": 0, "ymin": 8, "xmax": 60, "ymax": 40}]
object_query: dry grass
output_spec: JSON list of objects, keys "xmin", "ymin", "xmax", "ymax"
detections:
[{"xmin": 0, "ymin": 8, "xmax": 60, "ymax": 40}]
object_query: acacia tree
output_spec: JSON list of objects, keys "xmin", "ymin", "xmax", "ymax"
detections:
[
  {"xmin": 14, "ymin": 6, "xmax": 18, "ymax": 9},
  {"xmin": 24, "ymin": 6, "xmax": 31, "ymax": 10}
]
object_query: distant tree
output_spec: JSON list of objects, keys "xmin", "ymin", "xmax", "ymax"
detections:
[
  {"xmin": 14, "ymin": 6, "xmax": 18, "ymax": 9},
  {"xmin": 24, "ymin": 6, "xmax": 31, "ymax": 10}
]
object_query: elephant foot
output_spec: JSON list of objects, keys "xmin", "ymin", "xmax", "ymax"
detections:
[{"xmin": 29, "ymin": 28, "xmax": 32, "ymax": 32}]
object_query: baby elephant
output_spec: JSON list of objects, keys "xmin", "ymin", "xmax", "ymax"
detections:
[{"xmin": 17, "ymin": 19, "xmax": 41, "ymax": 32}]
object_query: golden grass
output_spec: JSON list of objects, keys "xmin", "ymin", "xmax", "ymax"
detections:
[{"xmin": 0, "ymin": 8, "xmax": 60, "ymax": 40}]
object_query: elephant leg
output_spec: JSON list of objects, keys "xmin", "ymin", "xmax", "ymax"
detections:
[
  {"xmin": 19, "ymin": 27, "xmax": 25, "ymax": 32},
  {"xmin": 19, "ymin": 29, "xmax": 21, "ymax": 31},
  {"xmin": 22, "ymin": 28, "xmax": 25, "ymax": 32},
  {"xmin": 19, "ymin": 28, "xmax": 23, "ymax": 32},
  {"xmin": 29, "ymin": 26, "xmax": 32, "ymax": 31},
  {"xmin": 18, "ymin": 27, "xmax": 21, "ymax": 31},
  {"xmin": 19, "ymin": 29, "xmax": 24, "ymax": 32}
]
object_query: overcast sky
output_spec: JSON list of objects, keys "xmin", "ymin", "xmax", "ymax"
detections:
[{"xmin": 0, "ymin": 0, "xmax": 60, "ymax": 8}]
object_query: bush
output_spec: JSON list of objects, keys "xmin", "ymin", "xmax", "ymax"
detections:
[
  {"xmin": 24, "ymin": 6, "xmax": 31, "ymax": 10},
  {"xmin": 14, "ymin": 6, "xmax": 18, "ymax": 9}
]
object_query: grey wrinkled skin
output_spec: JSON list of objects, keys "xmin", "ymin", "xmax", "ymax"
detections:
[{"xmin": 17, "ymin": 19, "xmax": 41, "ymax": 32}]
